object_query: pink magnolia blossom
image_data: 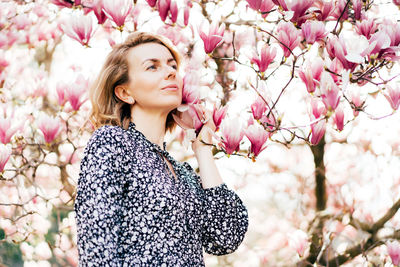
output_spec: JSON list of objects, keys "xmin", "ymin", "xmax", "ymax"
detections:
[
  {"xmin": 169, "ymin": 1, "xmax": 178, "ymax": 23},
  {"xmin": 328, "ymin": 58, "xmax": 344, "ymax": 83},
  {"xmin": 368, "ymin": 31, "xmax": 392, "ymax": 57},
  {"xmin": 85, "ymin": 0, "xmax": 107, "ymax": 24},
  {"xmin": 246, "ymin": 0, "xmax": 275, "ymax": 17},
  {"xmin": 384, "ymin": 85, "xmax": 400, "ymax": 110},
  {"xmin": 62, "ymin": 15, "xmax": 95, "ymax": 47},
  {"xmin": 245, "ymin": 124, "xmax": 269, "ymax": 159},
  {"xmin": 352, "ymin": 0, "xmax": 362, "ymax": 20},
  {"xmin": 288, "ymin": 230, "xmax": 309, "ymax": 257},
  {"xmin": 356, "ymin": 18, "xmax": 377, "ymax": 39},
  {"xmin": 310, "ymin": 117, "xmax": 326, "ymax": 145},
  {"xmin": 66, "ymin": 76, "xmax": 88, "ymax": 111},
  {"xmin": 51, "ymin": 0, "xmax": 73, "ymax": 8},
  {"xmin": 320, "ymin": 73, "xmax": 340, "ymax": 111},
  {"xmin": 212, "ymin": 104, "xmax": 228, "ymax": 131},
  {"xmin": 331, "ymin": 0, "xmax": 349, "ymax": 21},
  {"xmin": 181, "ymin": 73, "xmax": 201, "ymax": 107},
  {"xmin": 394, "ymin": 0, "xmax": 400, "ymax": 5},
  {"xmin": 301, "ymin": 20, "xmax": 327, "ymax": 44},
  {"xmin": 172, "ymin": 104, "xmax": 204, "ymax": 134},
  {"xmin": 199, "ymin": 20, "xmax": 225, "ymax": 54},
  {"xmin": 387, "ymin": 241, "xmax": 400, "ymax": 266},
  {"xmin": 326, "ymin": 35, "xmax": 357, "ymax": 70},
  {"xmin": 0, "ymin": 144, "xmax": 11, "ymax": 172},
  {"xmin": 37, "ymin": 114, "xmax": 61, "ymax": 144},
  {"xmin": 251, "ymin": 45, "xmax": 277, "ymax": 73},
  {"xmin": 12, "ymin": 14, "xmax": 31, "ymax": 30},
  {"xmin": 276, "ymin": 22, "xmax": 301, "ymax": 58},
  {"xmin": 103, "ymin": 0, "xmax": 133, "ymax": 27},
  {"xmin": 349, "ymin": 89, "xmax": 364, "ymax": 116},
  {"xmin": 251, "ymin": 97, "xmax": 267, "ymax": 121},
  {"xmin": 275, "ymin": 0, "xmax": 313, "ymax": 25},
  {"xmin": 146, "ymin": 0, "xmax": 157, "ymax": 7},
  {"xmin": 310, "ymin": 99, "xmax": 326, "ymax": 119},
  {"xmin": 0, "ymin": 117, "xmax": 21, "ymax": 144},
  {"xmin": 184, "ymin": 5, "xmax": 190, "ymax": 26},
  {"xmin": 221, "ymin": 119, "xmax": 244, "ymax": 155},
  {"xmin": 298, "ymin": 58, "xmax": 324, "ymax": 94},
  {"xmin": 56, "ymin": 81, "xmax": 67, "ymax": 106},
  {"xmin": 333, "ymin": 105, "xmax": 344, "ymax": 131},
  {"xmin": 157, "ymin": 0, "xmax": 171, "ymax": 22},
  {"xmin": 313, "ymin": 0, "xmax": 334, "ymax": 21}
]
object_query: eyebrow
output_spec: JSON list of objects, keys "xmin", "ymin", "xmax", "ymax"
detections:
[{"xmin": 142, "ymin": 58, "xmax": 177, "ymax": 65}]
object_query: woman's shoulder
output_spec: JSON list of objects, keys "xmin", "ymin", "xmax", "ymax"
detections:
[{"xmin": 85, "ymin": 124, "xmax": 131, "ymax": 153}]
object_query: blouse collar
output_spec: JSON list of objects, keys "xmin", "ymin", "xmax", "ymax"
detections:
[{"xmin": 128, "ymin": 122, "xmax": 168, "ymax": 155}]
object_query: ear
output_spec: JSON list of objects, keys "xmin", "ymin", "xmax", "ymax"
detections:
[{"xmin": 114, "ymin": 85, "xmax": 135, "ymax": 104}]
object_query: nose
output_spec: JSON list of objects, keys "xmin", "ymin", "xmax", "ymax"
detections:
[{"xmin": 165, "ymin": 65, "xmax": 176, "ymax": 80}]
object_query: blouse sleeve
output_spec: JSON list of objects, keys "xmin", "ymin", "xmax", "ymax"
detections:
[
  {"xmin": 182, "ymin": 162, "xmax": 249, "ymax": 255},
  {"xmin": 201, "ymin": 183, "xmax": 249, "ymax": 255},
  {"xmin": 75, "ymin": 127, "xmax": 127, "ymax": 267}
]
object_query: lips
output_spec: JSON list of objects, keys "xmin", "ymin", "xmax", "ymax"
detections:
[{"xmin": 162, "ymin": 84, "xmax": 179, "ymax": 91}]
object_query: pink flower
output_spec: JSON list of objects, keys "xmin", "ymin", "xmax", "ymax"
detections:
[
  {"xmin": 333, "ymin": 105, "xmax": 344, "ymax": 131},
  {"xmin": 62, "ymin": 15, "xmax": 95, "ymax": 47},
  {"xmin": 310, "ymin": 99, "xmax": 326, "ymax": 119},
  {"xmin": 251, "ymin": 44, "xmax": 277, "ymax": 73},
  {"xmin": 301, "ymin": 20, "xmax": 327, "ymax": 44},
  {"xmin": 146, "ymin": 0, "xmax": 157, "ymax": 7},
  {"xmin": 326, "ymin": 35, "xmax": 356, "ymax": 70},
  {"xmin": 12, "ymin": 14, "xmax": 31, "ymax": 30},
  {"xmin": 221, "ymin": 119, "xmax": 244, "ymax": 155},
  {"xmin": 184, "ymin": 5, "xmax": 190, "ymax": 26},
  {"xmin": 289, "ymin": 230, "xmax": 309, "ymax": 257},
  {"xmin": 169, "ymin": 1, "xmax": 178, "ymax": 23},
  {"xmin": 0, "ymin": 117, "xmax": 21, "ymax": 144},
  {"xmin": 246, "ymin": 0, "xmax": 275, "ymax": 17},
  {"xmin": 157, "ymin": 0, "xmax": 171, "ymax": 22},
  {"xmin": 298, "ymin": 58, "xmax": 324, "ymax": 94},
  {"xmin": 172, "ymin": 104, "xmax": 204, "ymax": 134},
  {"xmin": 394, "ymin": 0, "xmax": 400, "ymax": 5},
  {"xmin": 287, "ymin": 0, "xmax": 314, "ymax": 25},
  {"xmin": 181, "ymin": 73, "xmax": 201, "ymax": 106},
  {"xmin": 352, "ymin": 0, "xmax": 362, "ymax": 20},
  {"xmin": 37, "ymin": 114, "xmax": 61, "ymax": 144},
  {"xmin": 368, "ymin": 31, "xmax": 392, "ymax": 57},
  {"xmin": 0, "ymin": 145, "xmax": 11, "ymax": 176},
  {"xmin": 320, "ymin": 73, "xmax": 340, "ymax": 111},
  {"xmin": 314, "ymin": 0, "xmax": 334, "ymax": 21},
  {"xmin": 199, "ymin": 20, "xmax": 225, "ymax": 54},
  {"xmin": 0, "ymin": 144, "xmax": 11, "ymax": 172},
  {"xmin": 331, "ymin": 0, "xmax": 349, "ymax": 21},
  {"xmin": 310, "ymin": 117, "xmax": 326, "ymax": 145},
  {"xmin": 51, "ymin": 0, "xmax": 73, "ymax": 8},
  {"xmin": 384, "ymin": 85, "xmax": 400, "ymax": 110},
  {"xmin": 251, "ymin": 97, "xmax": 267, "ymax": 121},
  {"xmin": 277, "ymin": 22, "xmax": 301, "ymax": 58},
  {"xmin": 349, "ymin": 89, "xmax": 364, "ymax": 116},
  {"xmin": 356, "ymin": 18, "xmax": 377, "ymax": 39},
  {"xmin": 56, "ymin": 81, "xmax": 68, "ymax": 106},
  {"xmin": 66, "ymin": 75, "xmax": 88, "ymax": 111},
  {"xmin": 103, "ymin": 0, "xmax": 133, "ymax": 27},
  {"xmin": 212, "ymin": 104, "xmax": 228, "ymax": 131},
  {"xmin": 387, "ymin": 241, "xmax": 400, "ymax": 266},
  {"xmin": 245, "ymin": 124, "xmax": 269, "ymax": 159},
  {"xmin": 85, "ymin": 0, "xmax": 107, "ymax": 24},
  {"xmin": 328, "ymin": 58, "xmax": 343, "ymax": 83}
]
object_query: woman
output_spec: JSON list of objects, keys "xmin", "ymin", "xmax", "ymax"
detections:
[{"xmin": 74, "ymin": 32, "xmax": 248, "ymax": 266}]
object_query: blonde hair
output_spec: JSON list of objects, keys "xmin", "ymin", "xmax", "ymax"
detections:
[{"xmin": 88, "ymin": 32, "xmax": 182, "ymax": 131}]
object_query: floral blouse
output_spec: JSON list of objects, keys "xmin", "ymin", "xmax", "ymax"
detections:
[{"xmin": 74, "ymin": 122, "xmax": 249, "ymax": 266}]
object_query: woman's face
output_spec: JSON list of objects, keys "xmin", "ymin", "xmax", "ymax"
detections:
[{"xmin": 124, "ymin": 42, "xmax": 183, "ymax": 114}]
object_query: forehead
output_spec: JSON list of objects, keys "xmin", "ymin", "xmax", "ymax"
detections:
[{"xmin": 127, "ymin": 42, "xmax": 175, "ymax": 67}]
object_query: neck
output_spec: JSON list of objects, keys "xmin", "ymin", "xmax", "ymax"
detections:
[{"xmin": 130, "ymin": 105, "xmax": 168, "ymax": 147}]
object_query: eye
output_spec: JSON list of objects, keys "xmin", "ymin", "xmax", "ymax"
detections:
[
  {"xmin": 146, "ymin": 65, "xmax": 157, "ymax": 70},
  {"xmin": 172, "ymin": 64, "xmax": 178, "ymax": 70}
]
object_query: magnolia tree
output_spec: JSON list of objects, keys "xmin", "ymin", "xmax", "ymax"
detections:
[{"xmin": 1, "ymin": 0, "xmax": 400, "ymax": 266}]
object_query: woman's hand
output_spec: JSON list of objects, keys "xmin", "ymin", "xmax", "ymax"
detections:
[{"xmin": 191, "ymin": 107, "xmax": 216, "ymax": 153}]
